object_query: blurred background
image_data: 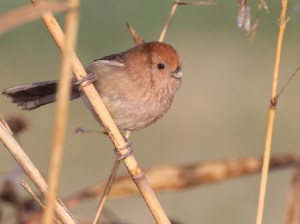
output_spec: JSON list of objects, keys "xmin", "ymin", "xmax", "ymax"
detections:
[{"xmin": 0, "ymin": 0, "xmax": 300, "ymax": 223}]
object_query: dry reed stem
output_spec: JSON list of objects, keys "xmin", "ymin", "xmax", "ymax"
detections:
[
  {"xmin": 42, "ymin": 0, "xmax": 80, "ymax": 224},
  {"xmin": 285, "ymin": 165, "xmax": 300, "ymax": 224},
  {"xmin": 31, "ymin": 0, "xmax": 170, "ymax": 223},
  {"xmin": 256, "ymin": 1, "xmax": 289, "ymax": 224},
  {"xmin": 63, "ymin": 154, "xmax": 300, "ymax": 208},
  {"xmin": 92, "ymin": 131, "xmax": 131, "ymax": 224},
  {"xmin": 0, "ymin": 2, "xmax": 69, "ymax": 36},
  {"xmin": 126, "ymin": 22, "xmax": 144, "ymax": 45},
  {"xmin": 158, "ymin": 0, "xmax": 180, "ymax": 42},
  {"xmin": 0, "ymin": 119, "xmax": 76, "ymax": 224}
]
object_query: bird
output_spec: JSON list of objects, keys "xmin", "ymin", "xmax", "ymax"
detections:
[{"xmin": 2, "ymin": 42, "xmax": 183, "ymax": 132}]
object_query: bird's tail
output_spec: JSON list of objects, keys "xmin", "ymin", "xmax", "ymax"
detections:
[{"xmin": 2, "ymin": 80, "xmax": 80, "ymax": 110}]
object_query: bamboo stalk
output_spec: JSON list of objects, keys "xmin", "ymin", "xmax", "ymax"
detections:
[
  {"xmin": 0, "ymin": 119, "xmax": 77, "ymax": 224},
  {"xmin": 256, "ymin": 1, "xmax": 289, "ymax": 224},
  {"xmin": 42, "ymin": 0, "xmax": 80, "ymax": 223},
  {"xmin": 31, "ymin": 0, "xmax": 170, "ymax": 223}
]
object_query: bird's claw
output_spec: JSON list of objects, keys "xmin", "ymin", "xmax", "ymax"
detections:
[
  {"xmin": 75, "ymin": 127, "xmax": 108, "ymax": 135},
  {"xmin": 75, "ymin": 73, "xmax": 97, "ymax": 87},
  {"xmin": 75, "ymin": 127, "xmax": 93, "ymax": 133},
  {"xmin": 114, "ymin": 135, "xmax": 133, "ymax": 160}
]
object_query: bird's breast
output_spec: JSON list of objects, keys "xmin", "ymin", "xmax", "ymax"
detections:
[{"xmin": 80, "ymin": 74, "xmax": 180, "ymax": 131}]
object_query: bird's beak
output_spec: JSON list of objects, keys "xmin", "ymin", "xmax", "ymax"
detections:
[{"xmin": 171, "ymin": 68, "xmax": 183, "ymax": 79}]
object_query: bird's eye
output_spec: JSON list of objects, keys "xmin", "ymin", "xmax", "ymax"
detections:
[{"xmin": 157, "ymin": 64, "xmax": 165, "ymax": 70}]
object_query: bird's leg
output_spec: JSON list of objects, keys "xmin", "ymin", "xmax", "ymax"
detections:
[
  {"xmin": 74, "ymin": 73, "xmax": 97, "ymax": 87},
  {"xmin": 114, "ymin": 134, "xmax": 133, "ymax": 160}
]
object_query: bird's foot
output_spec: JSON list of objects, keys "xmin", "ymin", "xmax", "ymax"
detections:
[
  {"xmin": 114, "ymin": 135, "xmax": 133, "ymax": 160},
  {"xmin": 74, "ymin": 73, "xmax": 97, "ymax": 87},
  {"xmin": 75, "ymin": 127, "xmax": 108, "ymax": 135}
]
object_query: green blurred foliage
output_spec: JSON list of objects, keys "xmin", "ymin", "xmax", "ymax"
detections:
[{"xmin": 0, "ymin": 0, "xmax": 300, "ymax": 223}]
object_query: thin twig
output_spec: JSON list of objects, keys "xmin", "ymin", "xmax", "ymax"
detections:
[
  {"xmin": 256, "ymin": 1, "xmax": 289, "ymax": 224},
  {"xmin": 31, "ymin": 0, "xmax": 171, "ymax": 223},
  {"xmin": 92, "ymin": 131, "xmax": 131, "ymax": 224},
  {"xmin": 276, "ymin": 65, "xmax": 300, "ymax": 100},
  {"xmin": 42, "ymin": 0, "xmax": 80, "ymax": 223},
  {"xmin": 158, "ymin": 0, "xmax": 180, "ymax": 42}
]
